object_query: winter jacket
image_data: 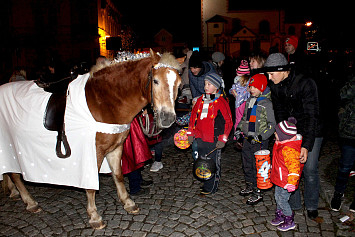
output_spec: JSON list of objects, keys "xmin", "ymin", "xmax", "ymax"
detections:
[
  {"xmin": 271, "ymin": 135, "xmax": 304, "ymax": 189},
  {"xmin": 237, "ymin": 87, "xmax": 276, "ymax": 141},
  {"xmin": 269, "ymin": 72, "xmax": 320, "ymax": 151},
  {"xmin": 187, "ymin": 92, "xmax": 233, "ymax": 143},
  {"xmin": 189, "ymin": 61, "xmax": 216, "ymax": 99},
  {"xmin": 338, "ymin": 76, "xmax": 355, "ymax": 141},
  {"xmin": 229, "ymin": 77, "xmax": 250, "ymax": 108}
]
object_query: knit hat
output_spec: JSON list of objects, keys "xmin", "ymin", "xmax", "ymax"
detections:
[
  {"xmin": 248, "ymin": 74, "xmax": 267, "ymax": 92},
  {"xmin": 236, "ymin": 60, "xmax": 250, "ymax": 76},
  {"xmin": 264, "ymin": 53, "xmax": 290, "ymax": 72},
  {"xmin": 189, "ymin": 51, "xmax": 203, "ymax": 68},
  {"xmin": 212, "ymin": 52, "xmax": 225, "ymax": 63},
  {"xmin": 205, "ymin": 73, "xmax": 222, "ymax": 89},
  {"xmin": 285, "ymin": 36, "xmax": 298, "ymax": 50},
  {"xmin": 275, "ymin": 117, "xmax": 297, "ymax": 141}
]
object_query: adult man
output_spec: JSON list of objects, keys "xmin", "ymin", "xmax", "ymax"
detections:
[
  {"xmin": 285, "ymin": 36, "xmax": 299, "ymax": 65},
  {"xmin": 264, "ymin": 53, "xmax": 323, "ymax": 219},
  {"xmin": 188, "ymin": 51, "xmax": 216, "ymax": 102}
]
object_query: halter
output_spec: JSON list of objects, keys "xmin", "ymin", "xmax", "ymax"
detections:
[
  {"xmin": 139, "ymin": 66, "xmax": 162, "ymax": 137},
  {"xmin": 139, "ymin": 60, "xmax": 180, "ymax": 137}
]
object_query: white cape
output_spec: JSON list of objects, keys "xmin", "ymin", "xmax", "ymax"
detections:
[{"xmin": 0, "ymin": 74, "xmax": 121, "ymax": 190}]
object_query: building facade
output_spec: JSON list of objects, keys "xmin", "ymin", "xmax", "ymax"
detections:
[
  {"xmin": 201, "ymin": 0, "xmax": 303, "ymax": 57},
  {"xmin": 1, "ymin": 0, "xmax": 122, "ymax": 83}
]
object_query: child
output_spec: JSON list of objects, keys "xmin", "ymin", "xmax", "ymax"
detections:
[
  {"xmin": 235, "ymin": 74, "xmax": 276, "ymax": 205},
  {"xmin": 270, "ymin": 118, "xmax": 303, "ymax": 231},
  {"xmin": 187, "ymin": 73, "xmax": 233, "ymax": 195},
  {"xmin": 249, "ymin": 52, "xmax": 267, "ymax": 76},
  {"xmin": 229, "ymin": 60, "xmax": 250, "ymax": 131}
]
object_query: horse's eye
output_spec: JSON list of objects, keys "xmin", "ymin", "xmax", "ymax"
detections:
[{"xmin": 153, "ymin": 79, "xmax": 159, "ymax": 85}]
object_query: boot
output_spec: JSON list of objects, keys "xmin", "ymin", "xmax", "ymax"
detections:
[
  {"xmin": 330, "ymin": 191, "xmax": 344, "ymax": 211},
  {"xmin": 277, "ymin": 213, "xmax": 296, "ymax": 231},
  {"xmin": 246, "ymin": 188, "xmax": 263, "ymax": 205},
  {"xmin": 270, "ymin": 209, "xmax": 285, "ymax": 226},
  {"xmin": 239, "ymin": 183, "xmax": 254, "ymax": 196}
]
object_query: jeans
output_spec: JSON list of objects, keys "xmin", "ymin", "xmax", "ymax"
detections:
[
  {"xmin": 195, "ymin": 138, "xmax": 221, "ymax": 193},
  {"xmin": 127, "ymin": 169, "xmax": 142, "ymax": 194},
  {"xmin": 289, "ymin": 137, "xmax": 323, "ymax": 211},
  {"xmin": 275, "ymin": 186, "xmax": 293, "ymax": 216},
  {"xmin": 334, "ymin": 143, "xmax": 355, "ymax": 194},
  {"xmin": 241, "ymin": 139, "xmax": 269, "ymax": 188}
]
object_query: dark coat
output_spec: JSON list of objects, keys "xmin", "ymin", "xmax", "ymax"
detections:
[{"xmin": 269, "ymin": 72, "xmax": 321, "ymax": 151}]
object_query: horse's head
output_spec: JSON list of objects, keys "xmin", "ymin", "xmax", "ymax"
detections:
[{"xmin": 150, "ymin": 49, "xmax": 181, "ymax": 129}]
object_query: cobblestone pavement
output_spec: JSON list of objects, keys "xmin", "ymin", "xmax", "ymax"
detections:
[{"xmin": 1, "ymin": 140, "xmax": 354, "ymax": 236}]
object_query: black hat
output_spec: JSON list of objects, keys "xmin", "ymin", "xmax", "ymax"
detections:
[{"xmin": 189, "ymin": 52, "xmax": 203, "ymax": 68}]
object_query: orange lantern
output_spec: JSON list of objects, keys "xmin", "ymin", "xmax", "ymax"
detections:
[
  {"xmin": 254, "ymin": 150, "xmax": 273, "ymax": 189},
  {"xmin": 174, "ymin": 129, "xmax": 191, "ymax": 149}
]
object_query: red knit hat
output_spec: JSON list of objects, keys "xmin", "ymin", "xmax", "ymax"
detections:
[
  {"xmin": 285, "ymin": 36, "xmax": 298, "ymax": 50},
  {"xmin": 248, "ymin": 74, "xmax": 267, "ymax": 92}
]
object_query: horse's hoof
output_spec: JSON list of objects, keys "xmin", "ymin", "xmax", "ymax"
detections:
[
  {"xmin": 27, "ymin": 205, "xmax": 42, "ymax": 213},
  {"xmin": 125, "ymin": 205, "xmax": 139, "ymax": 214},
  {"xmin": 90, "ymin": 220, "xmax": 106, "ymax": 229}
]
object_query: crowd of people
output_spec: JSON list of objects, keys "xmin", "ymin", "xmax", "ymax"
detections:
[
  {"xmin": 151, "ymin": 36, "xmax": 354, "ymax": 232},
  {"xmin": 5, "ymin": 36, "xmax": 355, "ymax": 232}
]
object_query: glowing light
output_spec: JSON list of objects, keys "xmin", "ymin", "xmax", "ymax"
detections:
[{"xmin": 305, "ymin": 22, "xmax": 313, "ymax": 27}]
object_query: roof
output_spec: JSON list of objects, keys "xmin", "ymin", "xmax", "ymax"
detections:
[{"xmin": 206, "ymin": 15, "xmax": 228, "ymax": 23}]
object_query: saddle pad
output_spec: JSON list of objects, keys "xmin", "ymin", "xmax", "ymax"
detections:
[{"xmin": 0, "ymin": 74, "xmax": 111, "ymax": 190}]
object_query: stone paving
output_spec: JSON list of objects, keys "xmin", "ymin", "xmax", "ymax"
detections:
[{"xmin": 0, "ymin": 140, "xmax": 354, "ymax": 236}]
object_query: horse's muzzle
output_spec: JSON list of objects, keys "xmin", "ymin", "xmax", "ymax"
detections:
[{"xmin": 157, "ymin": 110, "xmax": 176, "ymax": 128}]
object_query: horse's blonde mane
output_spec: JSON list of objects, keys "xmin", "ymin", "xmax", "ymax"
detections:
[
  {"xmin": 90, "ymin": 52, "xmax": 181, "ymax": 75},
  {"xmin": 158, "ymin": 53, "xmax": 181, "ymax": 71}
]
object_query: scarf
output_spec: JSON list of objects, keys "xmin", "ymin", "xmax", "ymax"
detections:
[
  {"xmin": 200, "ymin": 91, "xmax": 221, "ymax": 119},
  {"xmin": 246, "ymin": 96, "xmax": 266, "ymax": 135}
]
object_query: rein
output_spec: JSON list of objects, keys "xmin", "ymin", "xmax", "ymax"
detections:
[{"xmin": 139, "ymin": 66, "xmax": 163, "ymax": 137}]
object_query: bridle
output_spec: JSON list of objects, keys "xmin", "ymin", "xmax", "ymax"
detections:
[{"xmin": 139, "ymin": 66, "xmax": 163, "ymax": 137}]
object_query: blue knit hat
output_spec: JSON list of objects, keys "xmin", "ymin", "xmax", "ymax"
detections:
[{"xmin": 205, "ymin": 73, "xmax": 222, "ymax": 89}]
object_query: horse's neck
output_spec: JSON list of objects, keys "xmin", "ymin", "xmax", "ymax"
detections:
[{"xmin": 85, "ymin": 62, "xmax": 152, "ymax": 125}]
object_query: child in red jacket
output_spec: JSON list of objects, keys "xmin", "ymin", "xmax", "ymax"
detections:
[
  {"xmin": 270, "ymin": 117, "xmax": 303, "ymax": 231},
  {"xmin": 187, "ymin": 73, "xmax": 233, "ymax": 195}
]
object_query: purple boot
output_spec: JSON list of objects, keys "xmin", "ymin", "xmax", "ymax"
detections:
[
  {"xmin": 270, "ymin": 209, "xmax": 284, "ymax": 226},
  {"xmin": 277, "ymin": 214, "xmax": 296, "ymax": 231}
]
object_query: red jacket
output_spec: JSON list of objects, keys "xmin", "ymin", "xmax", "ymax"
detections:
[
  {"xmin": 271, "ymin": 136, "xmax": 304, "ymax": 189},
  {"xmin": 187, "ymin": 94, "xmax": 233, "ymax": 143}
]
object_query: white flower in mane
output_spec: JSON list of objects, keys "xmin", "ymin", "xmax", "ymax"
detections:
[{"xmin": 113, "ymin": 51, "xmax": 151, "ymax": 63}]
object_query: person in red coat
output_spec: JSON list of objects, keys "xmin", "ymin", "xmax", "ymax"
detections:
[
  {"xmin": 270, "ymin": 117, "xmax": 303, "ymax": 231},
  {"xmin": 187, "ymin": 73, "xmax": 233, "ymax": 195},
  {"xmin": 122, "ymin": 114, "xmax": 153, "ymax": 196}
]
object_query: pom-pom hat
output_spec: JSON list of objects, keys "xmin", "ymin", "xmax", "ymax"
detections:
[
  {"xmin": 275, "ymin": 117, "xmax": 297, "ymax": 141},
  {"xmin": 236, "ymin": 60, "xmax": 250, "ymax": 76}
]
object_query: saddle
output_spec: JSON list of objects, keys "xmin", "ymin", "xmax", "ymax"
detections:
[
  {"xmin": 37, "ymin": 77, "xmax": 74, "ymax": 158},
  {"xmin": 36, "ymin": 63, "xmax": 89, "ymax": 158}
]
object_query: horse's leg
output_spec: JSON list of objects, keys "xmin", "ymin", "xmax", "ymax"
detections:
[
  {"xmin": 86, "ymin": 189, "xmax": 106, "ymax": 229},
  {"xmin": 8, "ymin": 173, "xmax": 41, "ymax": 213},
  {"xmin": 3, "ymin": 174, "xmax": 20, "ymax": 200},
  {"xmin": 106, "ymin": 145, "xmax": 139, "ymax": 214}
]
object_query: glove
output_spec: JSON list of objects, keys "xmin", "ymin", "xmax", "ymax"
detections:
[
  {"xmin": 285, "ymin": 184, "xmax": 296, "ymax": 192},
  {"xmin": 216, "ymin": 141, "xmax": 225, "ymax": 149},
  {"xmin": 188, "ymin": 136, "xmax": 194, "ymax": 144},
  {"xmin": 234, "ymin": 128, "xmax": 242, "ymax": 141},
  {"xmin": 247, "ymin": 135, "xmax": 262, "ymax": 145},
  {"xmin": 235, "ymin": 141, "xmax": 243, "ymax": 150}
]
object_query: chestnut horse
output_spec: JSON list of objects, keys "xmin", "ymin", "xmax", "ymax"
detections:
[{"xmin": 1, "ymin": 49, "xmax": 181, "ymax": 229}]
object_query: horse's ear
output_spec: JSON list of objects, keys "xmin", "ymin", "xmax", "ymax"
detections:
[{"xmin": 150, "ymin": 49, "xmax": 160, "ymax": 65}]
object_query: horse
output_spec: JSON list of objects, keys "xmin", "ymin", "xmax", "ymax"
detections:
[{"xmin": 0, "ymin": 49, "xmax": 181, "ymax": 229}]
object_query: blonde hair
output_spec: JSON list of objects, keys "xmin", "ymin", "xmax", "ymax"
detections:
[{"xmin": 238, "ymin": 74, "xmax": 250, "ymax": 87}]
